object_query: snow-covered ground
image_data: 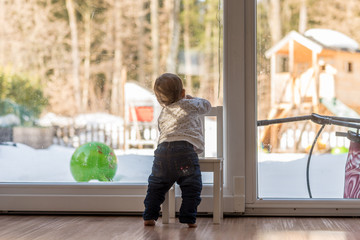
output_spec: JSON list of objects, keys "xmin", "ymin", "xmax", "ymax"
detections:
[
  {"xmin": 0, "ymin": 143, "xmax": 349, "ymax": 199},
  {"xmin": 0, "ymin": 108, "xmax": 351, "ymax": 199},
  {"xmin": 0, "ymin": 143, "xmax": 153, "ymax": 183},
  {"xmin": 258, "ymin": 152, "xmax": 348, "ymax": 198},
  {"xmin": 0, "ymin": 143, "xmax": 214, "ymax": 184},
  {"xmin": 0, "ymin": 108, "xmax": 219, "ymax": 184}
]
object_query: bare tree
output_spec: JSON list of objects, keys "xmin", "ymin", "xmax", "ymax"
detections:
[
  {"xmin": 183, "ymin": 0, "xmax": 193, "ymax": 95},
  {"xmin": 212, "ymin": 1, "xmax": 222, "ymax": 106},
  {"xmin": 310, "ymin": 0, "xmax": 360, "ymax": 43},
  {"xmin": 111, "ymin": 0, "xmax": 124, "ymax": 116},
  {"xmin": 0, "ymin": 0, "xmax": 4, "ymax": 66},
  {"xmin": 1, "ymin": 0, "xmax": 230, "ymax": 116},
  {"xmin": 66, "ymin": 0, "xmax": 82, "ymax": 112},
  {"xmin": 165, "ymin": 0, "xmax": 181, "ymax": 74},
  {"xmin": 136, "ymin": 0, "xmax": 146, "ymax": 85},
  {"xmin": 151, "ymin": 0, "xmax": 160, "ymax": 85},
  {"xmin": 268, "ymin": 0, "xmax": 282, "ymax": 44},
  {"xmin": 199, "ymin": 20, "xmax": 212, "ymax": 101},
  {"xmin": 81, "ymin": 9, "xmax": 90, "ymax": 112},
  {"xmin": 198, "ymin": 0, "xmax": 213, "ymax": 102},
  {"xmin": 298, "ymin": 0, "xmax": 307, "ymax": 34}
]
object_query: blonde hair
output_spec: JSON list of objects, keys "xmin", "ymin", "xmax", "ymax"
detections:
[{"xmin": 154, "ymin": 73, "xmax": 184, "ymax": 106}]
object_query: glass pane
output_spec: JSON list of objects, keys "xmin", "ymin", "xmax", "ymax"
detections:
[
  {"xmin": 257, "ymin": 0, "xmax": 360, "ymax": 198},
  {"xmin": 0, "ymin": 0, "xmax": 223, "ymax": 183}
]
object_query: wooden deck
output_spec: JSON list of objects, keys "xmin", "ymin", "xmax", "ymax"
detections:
[{"xmin": 0, "ymin": 214, "xmax": 359, "ymax": 239}]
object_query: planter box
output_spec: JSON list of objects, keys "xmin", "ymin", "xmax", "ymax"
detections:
[{"xmin": 13, "ymin": 127, "xmax": 54, "ymax": 149}]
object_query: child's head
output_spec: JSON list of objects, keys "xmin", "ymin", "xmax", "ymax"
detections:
[{"xmin": 154, "ymin": 73, "xmax": 185, "ymax": 106}]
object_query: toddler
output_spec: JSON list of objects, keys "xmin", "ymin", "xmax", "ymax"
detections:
[{"xmin": 143, "ymin": 73, "xmax": 211, "ymax": 228}]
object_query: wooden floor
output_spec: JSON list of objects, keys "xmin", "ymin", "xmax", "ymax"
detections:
[{"xmin": 0, "ymin": 215, "xmax": 360, "ymax": 240}]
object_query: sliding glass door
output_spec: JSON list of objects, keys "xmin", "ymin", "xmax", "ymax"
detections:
[
  {"xmin": 250, "ymin": 0, "xmax": 360, "ymax": 215},
  {"xmin": 0, "ymin": 0, "xmax": 232, "ymax": 213}
]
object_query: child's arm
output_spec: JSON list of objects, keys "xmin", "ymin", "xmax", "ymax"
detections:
[{"xmin": 186, "ymin": 95, "xmax": 211, "ymax": 114}]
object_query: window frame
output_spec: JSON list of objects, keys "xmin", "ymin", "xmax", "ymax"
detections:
[
  {"xmin": 0, "ymin": 0, "xmax": 247, "ymax": 214},
  {"xmin": 246, "ymin": 0, "xmax": 360, "ymax": 216}
]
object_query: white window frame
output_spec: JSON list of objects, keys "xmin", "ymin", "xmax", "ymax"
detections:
[
  {"xmin": 0, "ymin": 0, "xmax": 247, "ymax": 214},
  {"xmin": 245, "ymin": 0, "xmax": 360, "ymax": 216}
]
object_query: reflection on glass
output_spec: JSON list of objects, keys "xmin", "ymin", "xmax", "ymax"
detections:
[
  {"xmin": 0, "ymin": 0, "xmax": 223, "ymax": 183},
  {"xmin": 257, "ymin": 0, "xmax": 360, "ymax": 199}
]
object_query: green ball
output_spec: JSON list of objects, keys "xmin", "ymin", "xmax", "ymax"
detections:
[
  {"xmin": 331, "ymin": 146, "xmax": 349, "ymax": 155},
  {"xmin": 70, "ymin": 142, "xmax": 118, "ymax": 182}
]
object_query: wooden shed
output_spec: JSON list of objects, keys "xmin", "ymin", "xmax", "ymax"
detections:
[
  {"xmin": 265, "ymin": 29, "xmax": 360, "ymax": 117},
  {"xmin": 261, "ymin": 29, "xmax": 360, "ymax": 152}
]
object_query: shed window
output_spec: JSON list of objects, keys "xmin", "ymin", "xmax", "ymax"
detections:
[
  {"xmin": 277, "ymin": 56, "xmax": 289, "ymax": 73},
  {"xmin": 347, "ymin": 62, "xmax": 353, "ymax": 73}
]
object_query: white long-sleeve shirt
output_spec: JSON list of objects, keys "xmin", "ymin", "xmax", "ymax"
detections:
[{"xmin": 157, "ymin": 97, "xmax": 211, "ymax": 153}]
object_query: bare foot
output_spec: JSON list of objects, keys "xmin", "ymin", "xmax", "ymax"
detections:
[
  {"xmin": 144, "ymin": 220, "xmax": 156, "ymax": 226},
  {"xmin": 187, "ymin": 223, "xmax": 197, "ymax": 228}
]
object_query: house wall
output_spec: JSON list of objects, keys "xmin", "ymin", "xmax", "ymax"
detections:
[
  {"xmin": 271, "ymin": 50, "xmax": 360, "ymax": 108},
  {"xmin": 272, "ymin": 72, "xmax": 291, "ymax": 104},
  {"xmin": 331, "ymin": 52, "xmax": 360, "ymax": 108},
  {"xmin": 271, "ymin": 43, "xmax": 315, "ymax": 107}
]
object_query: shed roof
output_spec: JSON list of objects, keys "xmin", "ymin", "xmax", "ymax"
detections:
[
  {"xmin": 265, "ymin": 29, "xmax": 360, "ymax": 58},
  {"xmin": 305, "ymin": 29, "xmax": 359, "ymax": 50},
  {"xmin": 125, "ymin": 82, "xmax": 158, "ymax": 107}
]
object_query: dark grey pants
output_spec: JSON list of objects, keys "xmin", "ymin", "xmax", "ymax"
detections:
[{"xmin": 143, "ymin": 141, "xmax": 202, "ymax": 224}]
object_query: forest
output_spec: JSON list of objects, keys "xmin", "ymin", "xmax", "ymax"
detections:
[
  {"xmin": 258, "ymin": 0, "xmax": 360, "ymax": 75},
  {"xmin": 2, "ymin": 0, "xmax": 360, "ymax": 120},
  {"xmin": 257, "ymin": 0, "xmax": 360, "ymax": 119},
  {"xmin": 0, "ymin": 0, "xmax": 223, "ymax": 118}
]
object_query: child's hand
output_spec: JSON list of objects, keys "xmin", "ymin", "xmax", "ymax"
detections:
[{"xmin": 186, "ymin": 95, "xmax": 193, "ymax": 99}]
